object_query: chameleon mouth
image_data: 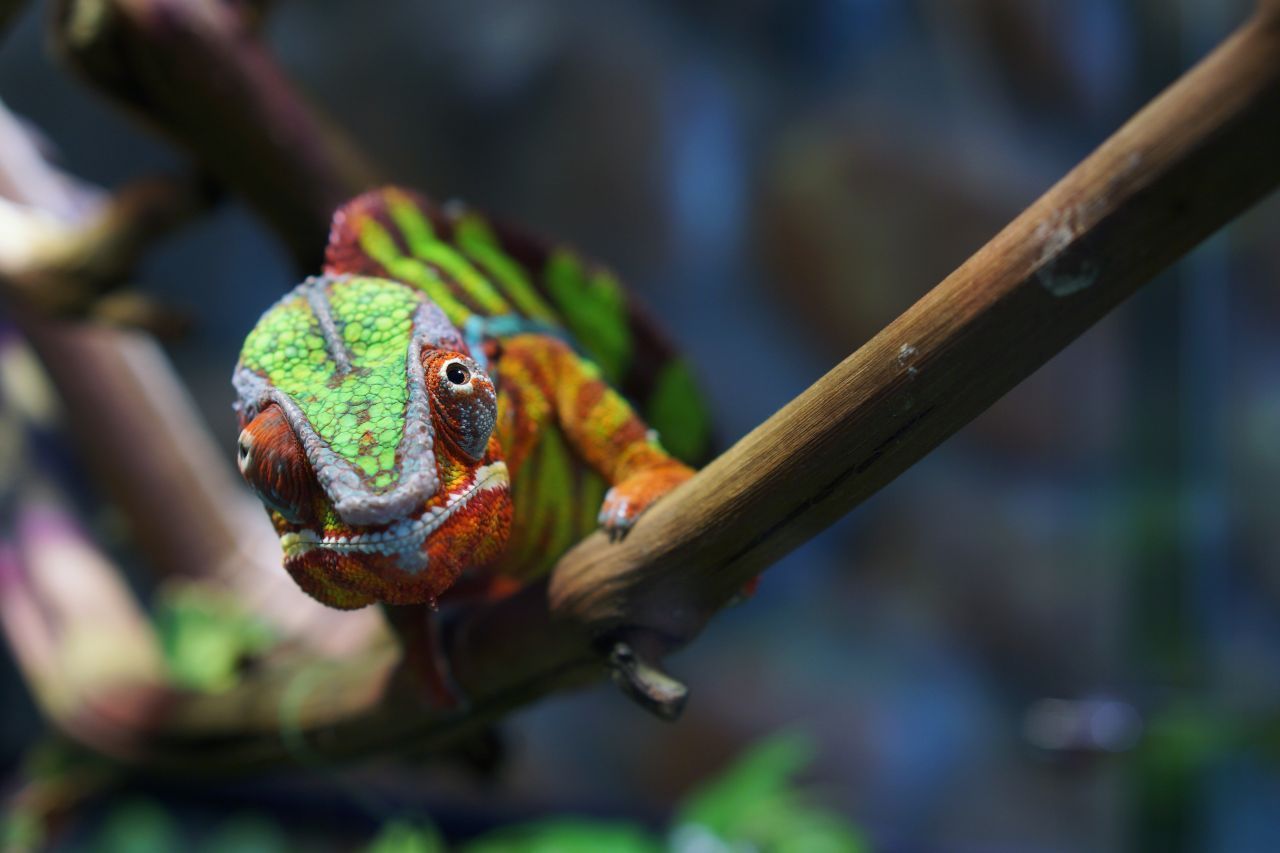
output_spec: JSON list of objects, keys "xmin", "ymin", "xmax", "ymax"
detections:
[{"xmin": 280, "ymin": 462, "xmax": 508, "ymax": 559}]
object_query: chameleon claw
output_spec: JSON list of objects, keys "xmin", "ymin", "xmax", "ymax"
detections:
[
  {"xmin": 606, "ymin": 640, "xmax": 688, "ymax": 721},
  {"xmin": 597, "ymin": 465, "xmax": 693, "ymax": 542}
]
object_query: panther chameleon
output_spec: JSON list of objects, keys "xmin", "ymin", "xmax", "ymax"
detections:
[{"xmin": 232, "ymin": 187, "xmax": 711, "ymax": 704}]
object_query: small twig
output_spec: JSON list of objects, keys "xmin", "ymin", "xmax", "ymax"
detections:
[{"xmin": 606, "ymin": 640, "xmax": 688, "ymax": 721}]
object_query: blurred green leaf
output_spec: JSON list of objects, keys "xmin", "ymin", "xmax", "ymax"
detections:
[
  {"xmin": 368, "ymin": 820, "xmax": 446, "ymax": 853},
  {"xmin": 70, "ymin": 734, "xmax": 867, "ymax": 853},
  {"xmin": 678, "ymin": 731, "xmax": 814, "ymax": 834},
  {"xmin": 646, "ymin": 358, "xmax": 712, "ymax": 465},
  {"xmin": 199, "ymin": 813, "xmax": 290, "ymax": 853},
  {"xmin": 1, "ymin": 809, "xmax": 43, "ymax": 852},
  {"xmin": 154, "ymin": 582, "xmax": 276, "ymax": 691},
  {"xmin": 674, "ymin": 733, "xmax": 868, "ymax": 853},
  {"xmin": 97, "ymin": 798, "xmax": 181, "ymax": 853},
  {"xmin": 464, "ymin": 819, "xmax": 660, "ymax": 853}
]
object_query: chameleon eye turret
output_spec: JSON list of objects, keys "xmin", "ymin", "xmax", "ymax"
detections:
[
  {"xmin": 424, "ymin": 352, "xmax": 497, "ymax": 460},
  {"xmin": 236, "ymin": 403, "xmax": 324, "ymax": 525}
]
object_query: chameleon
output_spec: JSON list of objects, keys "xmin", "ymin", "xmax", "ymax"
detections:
[{"xmin": 232, "ymin": 187, "xmax": 712, "ymax": 699}]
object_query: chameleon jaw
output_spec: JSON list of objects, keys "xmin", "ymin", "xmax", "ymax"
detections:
[{"xmin": 279, "ymin": 461, "xmax": 509, "ymax": 568}]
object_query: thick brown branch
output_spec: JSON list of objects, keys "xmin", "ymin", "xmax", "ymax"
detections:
[
  {"xmin": 547, "ymin": 6, "xmax": 1280, "ymax": 645},
  {"xmin": 52, "ymin": 3, "xmax": 1280, "ymax": 772}
]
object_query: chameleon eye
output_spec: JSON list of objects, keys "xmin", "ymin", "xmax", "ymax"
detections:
[{"xmin": 445, "ymin": 362, "xmax": 470, "ymax": 385}]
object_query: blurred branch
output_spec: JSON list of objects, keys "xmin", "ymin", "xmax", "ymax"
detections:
[
  {"xmin": 0, "ymin": 0, "xmax": 29, "ymax": 42},
  {"xmin": 0, "ymin": 98, "xmax": 383, "ymax": 664},
  {"xmin": 0, "ymin": 87, "xmax": 212, "ymax": 335},
  {"xmin": 13, "ymin": 314, "xmax": 386, "ymax": 654},
  {"xmin": 52, "ymin": 0, "xmax": 381, "ymax": 269},
  {"xmin": 0, "ymin": 174, "xmax": 210, "ymax": 335},
  {"xmin": 0, "ymin": 0, "xmax": 394, "ymax": 770},
  {"xmin": 17, "ymin": 1, "xmax": 1276, "ymax": 773}
]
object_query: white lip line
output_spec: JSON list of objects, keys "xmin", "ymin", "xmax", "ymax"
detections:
[{"xmin": 282, "ymin": 462, "xmax": 508, "ymax": 556}]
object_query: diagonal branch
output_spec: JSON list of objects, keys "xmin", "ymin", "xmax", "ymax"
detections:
[
  {"xmin": 546, "ymin": 4, "xmax": 1280, "ymax": 647},
  {"xmin": 40, "ymin": 1, "xmax": 1280, "ymax": 772},
  {"xmin": 52, "ymin": 0, "xmax": 381, "ymax": 270}
]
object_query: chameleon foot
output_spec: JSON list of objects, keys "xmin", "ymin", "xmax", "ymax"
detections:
[{"xmin": 598, "ymin": 464, "xmax": 694, "ymax": 541}]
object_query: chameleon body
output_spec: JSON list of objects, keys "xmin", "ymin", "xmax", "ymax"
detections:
[{"xmin": 233, "ymin": 188, "xmax": 710, "ymax": 612}]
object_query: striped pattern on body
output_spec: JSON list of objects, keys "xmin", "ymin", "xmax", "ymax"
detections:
[{"xmin": 324, "ymin": 187, "xmax": 712, "ymax": 466}]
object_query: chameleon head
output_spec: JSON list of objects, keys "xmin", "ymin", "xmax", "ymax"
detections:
[{"xmin": 232, "ymin": 275, "xmax": 512, "ymax": 609}]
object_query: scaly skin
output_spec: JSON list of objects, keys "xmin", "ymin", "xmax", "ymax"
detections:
[
  {"xmin": 492, "ymin": 333, "xmax": 695, "ymax": 582},
  {"xmin": 233, "ymin": 188, "xmax": 697, "ymax": 622}
]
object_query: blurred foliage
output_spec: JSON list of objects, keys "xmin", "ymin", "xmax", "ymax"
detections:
[
  {"xmin": 1, "ymin": 741, "xmax": 115, "ymax": 853},
  {"xmin": 197, "ymin": 814, "xmax": 291, "ymax": 853},
  {"xmin": 360, "ymin": 727, "xmax": 865, "ymax": 845},
  {"xmin": 2, "ymin": 809, "xmax": 43, "ymax": 852},
  {"xmin": 153, "ymin": 581, "xmax": 276, "ymax": 691},
  {"xmin": 460, "ymin": 820, "xmax": 659, "ymax": 853},
  {"xmin": 367, "ymin": 820, "xmax": 446, "ymax": 853},
  {"xmin": 96, "ymin": 799, "xmax": 180, "ymax": 853},
  {"xmin": 51, "ymin": 733, "xmax": 866, "ymax": 852},
  {"xmin": 86, "ymin": 799, "xmax": 288, "ymax": 853},
  {"xmin": 367, "ymin": 732, "xmax": 867, "ymax": 853},
  {"xmin": 674, "ymin": 732, "xmax": 866, "ymax": 853}
]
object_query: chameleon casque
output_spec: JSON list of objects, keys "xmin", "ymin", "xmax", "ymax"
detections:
[{"xmin": 232, "ymin": 187, "xmax": 711, "ymax": 698}]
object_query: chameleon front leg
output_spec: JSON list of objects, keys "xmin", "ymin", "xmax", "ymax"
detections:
[
  {"xmin": 500, "ymin": 334, "xmax": 694, "ymax": 539},
  {"xmin": 503, "ymin": 336, "xmax": 762, "ymax": 598},
  {"xmin": 497, "ymin": 335, "xmax": 739, "ymax": 720}
]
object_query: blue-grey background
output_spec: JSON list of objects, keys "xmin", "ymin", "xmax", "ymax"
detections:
[{"xmin": 3, "ymin": 0, "xmax": 1280, "ymax": 850}]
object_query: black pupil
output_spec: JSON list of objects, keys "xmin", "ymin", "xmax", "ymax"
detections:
[{"xmin": 446, "ymin": 363, "xmax": 470, "ymax": 385}]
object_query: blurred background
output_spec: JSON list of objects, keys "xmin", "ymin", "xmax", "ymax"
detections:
[{"xmin": 3, "ymin": 0, "xmax": 1280, "ymax": 850}]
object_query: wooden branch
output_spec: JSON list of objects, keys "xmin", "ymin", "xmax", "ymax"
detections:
[
  {"xmin": 547, "ymin": 4, "xmax": 1280, "ymax": 646},
  {"xmin": 44, "ymin": 2, "xmax": 1279, "ymax": 773},
  {"xmin": 52, "ymin": 0, "xmax": 381, "ymax": 269}
]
